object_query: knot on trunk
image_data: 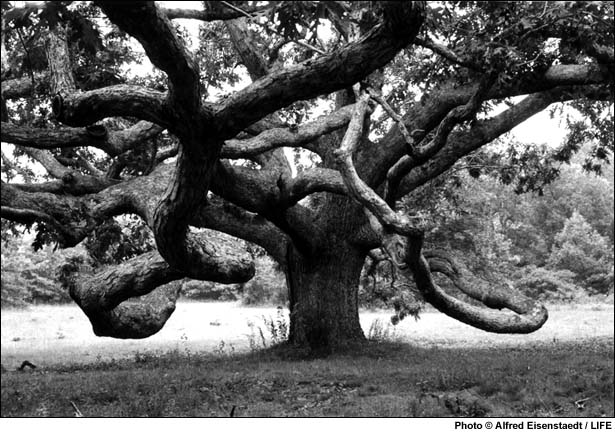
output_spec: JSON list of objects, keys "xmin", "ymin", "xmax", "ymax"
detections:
[{"xmin": 85, "ymin": 124, "xmax": 108, "ymax": 139}]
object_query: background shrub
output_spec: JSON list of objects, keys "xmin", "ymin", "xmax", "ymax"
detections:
[
  {"xmin": 240, "ymin": 255, "xmax": 287, "ymax": 306},
  {"xmin": 513, "ymin": 266, "xmax": 579, "ymax": 301},
  {"xmin": 181, "ymin": 279, "xmax": 240, "ymax": 301}
]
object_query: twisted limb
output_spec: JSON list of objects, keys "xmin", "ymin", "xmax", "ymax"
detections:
[
  {"xmin": 69, "ymin": 237, "xmax": 254, "ymax": 338},
  {"xmin": 391, "ymin": 235, "xmax": 548, "ymax": 333},
  {"xmin": 335, "ymin": 90, "xmax": 547, "ymax": 334}
]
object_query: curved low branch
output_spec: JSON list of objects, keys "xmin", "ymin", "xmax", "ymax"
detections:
[
  {"xmin": 69, "ymin": 241, "xmax": 255, "ymax": 339},
  {"xmin": 329, "ymin": 89, "xmax": 550, "ymax": 333},
  {"xmin": 395, "ymin": 236, "xmax": 548, "ymax": 333},
  {"xmin": 69, "ymin": 251, "xmax": 183, "ymax": 338},
  {"xmin": 426, "ymin": 250, "xmax": 542, "ymax": 313},
  {"xmin": 193, "ymin": 196, "xmax": 289, "ymax": 265}
]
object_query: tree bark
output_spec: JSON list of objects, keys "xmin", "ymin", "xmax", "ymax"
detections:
[
  {"xmin": 69, "ymin": 251, "xmax": 183, "ymax": 338},
  {"xmin": 286, "ymin": 241, "xmax": 366, "ymax": 352},
  {"xmin": 284, "ymin": 195, "xmax": 369, "ymax": 352}
]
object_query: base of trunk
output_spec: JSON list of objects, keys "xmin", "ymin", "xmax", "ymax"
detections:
[{"xmin": 285, "ymin": 243, "xmax": 366, "ymax": 353}]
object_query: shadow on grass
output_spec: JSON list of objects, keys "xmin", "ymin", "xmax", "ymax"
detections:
[{"xmin": 1, "ymin": 337, "xmax": 613, "ymax": 417}]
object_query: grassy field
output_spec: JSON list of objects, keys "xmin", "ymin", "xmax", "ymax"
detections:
[{"xmin": 1, "ymin": 301, "xmax": 613, "ymax": 417}]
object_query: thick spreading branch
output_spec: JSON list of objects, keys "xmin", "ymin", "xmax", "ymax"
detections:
[
  {"xmin": 385, "ymin": 76, "xmax": 494, "ymax": 201},
  {"xmin": 332, "ymin": 89, "xmax": 549, "ymax": 333},
  {"xmin": 210, "ymin": 162, "xmax": 324, "ymax": 251},
  {"xmin": 53, "ymin": 85, "xmax": 170, "ymax": 127},
  {"xmin": 363, "ymin": 63, "xmax": 613, "ymax": 190},
  {"xmin": 49, "ymin": 2, "xmax": 426, "ymax": 276},
  {"xmin": 1, "ymin": 72, "xmax": 49, "ymax": 99},
  {"xmin": 221, "ymin": 104, "xmax": 355, "ymax": 159},
  {"xmin": 17, "ymin": 147, "xmax": 115, "ymax": 195},
  {"xmin": 395, "ymin": 88, "xmax": 587, "ymax": 198},
  {"xmin": 398, "ymin": 237, "xmax": 548, "ymax": 333},
  {"xmin": 4, "ymin": 160, "xmax": 258, "ymax": 283},
  {"xmin": 215, "ymin": 1, "xmax": 426, "ymax": 138},
  {"xmin": 2, "ymin": 160, "xmax": 288, "ymax": 264},
  {"xmin": 225, "ymin": 19, "xmax": 291, "ymax": 174},
  {"xmin": 96, "ymin": 2, "xmax": 201, "ymax": 112},
  {"xmin": 334, "ymin": 92, "xmax": 422, "ymax": 238},
  {"xmin": 1, "ymin": 121, "xmax": 163, "ymax": 157},
  {"xmin": 3, "ymin": 169, "xmax": 262, "ymax": 340},
  {"xmin": 69, "ymin": 251, "xmax": 184, "ymax": 338},
  {"xmin": 90, "ymin": 3, "xmax": 233, "ymax": 282}
]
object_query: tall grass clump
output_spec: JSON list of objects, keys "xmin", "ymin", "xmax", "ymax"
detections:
[{"xmin": 247, "ymin": 306, "xmax": 289, "ymax": 350}]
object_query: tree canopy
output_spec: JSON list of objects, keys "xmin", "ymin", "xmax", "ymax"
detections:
[{"xmin": 1, "ymin": 1, "xmax": 613, "ymax": 350}]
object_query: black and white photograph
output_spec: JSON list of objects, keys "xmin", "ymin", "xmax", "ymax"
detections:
[{"xmin": 0, "ymin": 0, "xmax": 613, "ymax": 423}]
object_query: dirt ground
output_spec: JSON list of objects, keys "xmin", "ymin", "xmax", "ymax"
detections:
[{"xmin": 1, "ymin": 301, "xmax": 613, "ymax": 370}]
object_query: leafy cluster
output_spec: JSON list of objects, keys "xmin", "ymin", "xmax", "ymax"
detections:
[{"xmin": 84, "ymin": 216, "xmax": 155, "ymax": 267}]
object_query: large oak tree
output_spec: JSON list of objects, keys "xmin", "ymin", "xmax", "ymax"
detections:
[{"xmin": 1, "ymin": 1, "xmax": 613, "ymax": 350}]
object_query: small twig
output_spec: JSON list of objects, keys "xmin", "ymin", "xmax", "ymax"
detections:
[
  {"xmin": 574, "ymin": 396, "xmax": 592, "ymax": 409},
  {"xmin": 220, "ymin": 1, "xmax": 252, "ymax": 19},
  {"xmin": 70, "ymin": 400, "xmax": 84, "ymax": 417},
  {"xmin": 219, "ymin": 0, "xmax": 326, "ymax": 55},
  {"xmin": 76, "ymin": 152, "xmax": 105, "ymax": 177},
  {"xmin": 535, "ymin": 394, "xmax": 551, "ymax": 414},
  {"xmin": 17, "ymin": 360, "xmax": 37, "ymax": 371},
  {"xmin": 414, "ymin": 36, "xmax": 481, "ymax": 71},
  {"xmin": 365, "ymin": 86, "xmax": 419, "ymax": 152}
]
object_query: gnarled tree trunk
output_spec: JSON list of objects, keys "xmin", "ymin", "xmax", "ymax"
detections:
[
  {"xmin": 285, "ymin": 196, "xmax": 370, "ymax": 351},
  {"xmin": 286, "ymin": 241, "xmax": 366, "ymax": 351}
]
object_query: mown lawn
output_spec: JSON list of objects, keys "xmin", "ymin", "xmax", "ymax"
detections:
[{"xmin": 1, "ymin": 337, "xmax": 613, "ymax": 417}]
